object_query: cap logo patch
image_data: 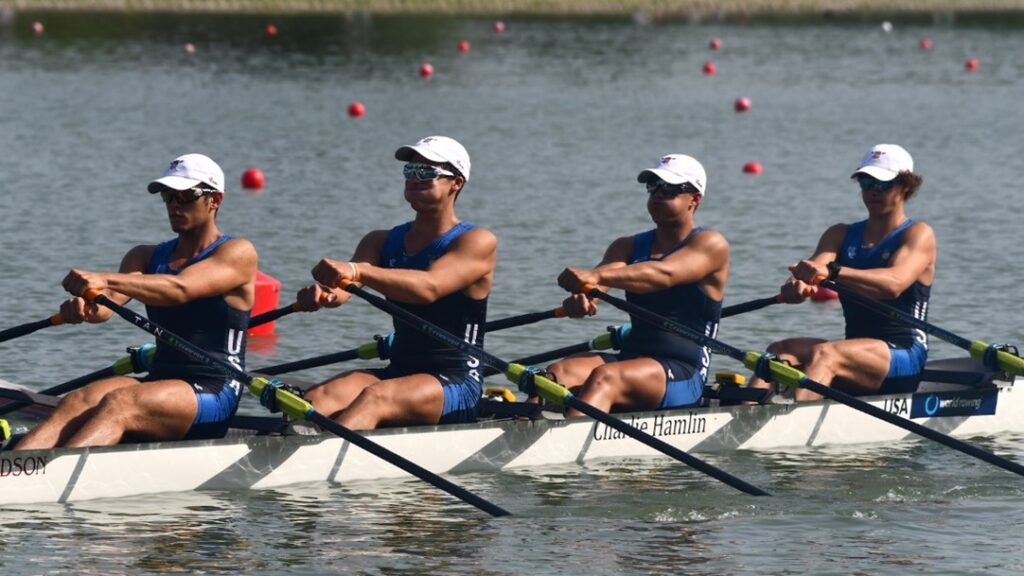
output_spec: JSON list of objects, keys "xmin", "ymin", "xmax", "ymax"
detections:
[
  {"xmin": 871, "ymin": 151, "xmax": 884, "ymax": 160},
  {"xmin": 168, "ymin": 159, "xmax": 184, "ymax": 170}
]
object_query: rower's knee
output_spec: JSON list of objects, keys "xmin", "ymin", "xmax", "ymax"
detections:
[
  {"xmin": 582, "ymin": 364, "xmax": 622, "ymax": 395},
  {"xmin": 807, "ymin": 342, "xmax": 840, "ymax": 374}
]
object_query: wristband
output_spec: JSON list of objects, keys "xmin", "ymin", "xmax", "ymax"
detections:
[
  {"xmin": 826, "ymin": 261, "xmax": 841, "ymax": 282},
  {"xmin": 348, "ymin": 262, "xmax": 361, "ymax": 283}
]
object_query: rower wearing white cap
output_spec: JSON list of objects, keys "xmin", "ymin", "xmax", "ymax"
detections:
[
  {"xmin": 748, "ymin": 144, "xmax": 935, "ymax": 401},
  {"xmin": 297, "ymin": 136, "xmax": 496, "ymax": 430},
  {"xmin": 17, "ymin": 153, "xmax": 257, "ymax": 450},
  {"xmin": 547, "ymin": 154, "xmax": 729, "ymax": 415}
]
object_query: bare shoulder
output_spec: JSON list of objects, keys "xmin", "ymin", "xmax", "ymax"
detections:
[
  {"xmin": 452, "ymin": 226, "xmax": 497, "ymax": 254},
  {"xmin": 691, "ymin": 228, "xmax": 729, "ymax": 251},
  {"xmin": 906, "ymin": 220, "xmax": 935, "ymax": 238},
  {"xmin": 602, "ymin": 235, "xmax": 635, "ymax": 263},
  {"xmin": 120, "ymin": 244, "xmax": 158, "ymax": 272}
]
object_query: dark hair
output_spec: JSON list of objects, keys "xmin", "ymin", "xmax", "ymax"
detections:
[{"xmin": 895, "ymin": 171, "xmax": 923, "ymax": 200}]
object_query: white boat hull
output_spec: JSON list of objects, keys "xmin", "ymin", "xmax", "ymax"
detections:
[{"xmin": 2, "ymin": 363, "xmax": 1021, "ymax": 505}]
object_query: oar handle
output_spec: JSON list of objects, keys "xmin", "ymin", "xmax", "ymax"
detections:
[{"xmin": 0, "ymin": 313, "xmax": 64, "ymax": 344}]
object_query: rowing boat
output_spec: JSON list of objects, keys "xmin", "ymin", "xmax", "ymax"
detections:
[{"xmin": 1, "ymin": 357, "xmax": 1020, "ymax": 505}]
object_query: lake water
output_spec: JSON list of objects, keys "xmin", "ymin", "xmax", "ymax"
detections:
[{"xmin": 2, "ymin": 10, "xmax": 1024, "ymax": 575}]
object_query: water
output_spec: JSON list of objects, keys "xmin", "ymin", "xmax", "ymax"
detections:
[{"xmin": 2, "ymin": 11, "xmax": 1024, "ymax": 574}]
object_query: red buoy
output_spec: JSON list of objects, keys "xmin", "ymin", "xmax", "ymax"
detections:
[
  {"xmin": 493, "ymin": 21, "xmax": 506, "ymax": 33},
  {"xmin": 183, "ymin": 43, "xmax": 196, "ymax": 54},
  {"xmin": 742, "ymin": 161, "xmax": 763, "ymax": 174},
  {"xmin": 457, "ymin": 40, "xmax": 471, "ymax": 53},
  {"xmin": 241, "ymin": 167, "xmax": 265, "ymax": 191},
  {"xmin": 709, "ymin": 38, "xmax": 722, "ymax": 50},
  {"xmin": 811, "ymin": 286, "xmax": 839, "ymax": 302},
  {"xmin": 734, "ymin": 97, "xmax": 751, "ymax": 112},
  {"xmin": 347, "ymin": 101, "xmax": 366, "ymax": 118},
  {"xmin": 266, "ymin": 24, "xmax": 278, "ymax": 36},
  {"xmin": 964, "ymin": 58, "xmax": 979, "ymax": 71},
  {"xmin": 919, "ymin": 38, "xmax": 933, "ymax": 50},
  {"xmin": 249, "ymin": 271, "xmax": 281, "ymax": 336},
  {"xmin": 419, "ymin": 62, "xmax": 434, "ymax": 78},
  {"xmin": 31, "ymin": 21, "xmax": 44, "ymax": 36},
  {"xmin": 702, "ymin": 61, "xmax": 717, "ymax": 75}
]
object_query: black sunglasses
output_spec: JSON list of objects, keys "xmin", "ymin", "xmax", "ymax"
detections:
[{"xmin": 646, "ymin": 181, "xmax": 700, "ymax": 196}]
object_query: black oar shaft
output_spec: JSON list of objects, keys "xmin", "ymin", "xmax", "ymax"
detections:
[
  {"xmin": 485, "ymin": 308, "xmax": 564, "ymax": 332},
  {"xmin": 249, "ymin": 304, "xmax": 298, "ymax": 329},
  {"xmin": 88, "ymin": 292, "xmax": 509, "ymax": 517},
  {"xmin": 722, "ymin": 295, "xmax": 782, "ymax": 318},
  {"xmin": 586, "ymin": 287, "xmax": 1024, "ymax": 479},
  {"xmin": 343, "ymin": 282, "xmax": 769, "ymax": 496},
  {"xmin": 0, "ymin": 315, "xmax": 61, "ymax": 344}
]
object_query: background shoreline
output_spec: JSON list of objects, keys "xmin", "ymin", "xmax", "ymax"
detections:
[{"xmin": 5, "ymin": 0, "xmax": 1024, "ymax": 16}]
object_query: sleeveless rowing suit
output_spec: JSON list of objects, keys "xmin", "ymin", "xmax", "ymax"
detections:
[
  {"xmin": 371, "ymin": 222, "xmax": 487, "ymax": 424},
  {"xmin": 598, "ymin": 227, "xmax": 722, "ymax": 409},
  {"xmin": 145, "ymin": 235, "xmax": 249, "ymax": 439},
  {"xmin": 837, "ymin": 219, "xmax": 931, "ymax": 393}
]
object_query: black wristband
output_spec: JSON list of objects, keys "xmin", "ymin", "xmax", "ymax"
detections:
[{"xmin": 826, "ymin": 261, "xmax": 841, "ymax": 281}]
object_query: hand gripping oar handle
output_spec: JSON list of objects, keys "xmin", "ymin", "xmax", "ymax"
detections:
[
  {"xmin": 339, "ymin": 280, "xmax": 769, "ymax": 496},
  {"xmin": 820, "ymin": 280, "xmax": 1024, "ymax": 376},
  {"xmin": 0, "ymin": 313, "xmax": 64, "ymax": 344},
  {"xmin": 581, "ymin": 284, "xmax": 1024, "ymax": 479},
  {"xmin": 249, "ymin": 292, "xmax": 337, "ymax": 329},
  {"xmin": 81, "ymin": 289, "xmax": 510, "ymax": 517}
]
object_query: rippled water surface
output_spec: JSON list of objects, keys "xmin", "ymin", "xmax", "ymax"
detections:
[{"xmin": 2, "ymin": 10, "xmax": 1024, "ymax": 575}]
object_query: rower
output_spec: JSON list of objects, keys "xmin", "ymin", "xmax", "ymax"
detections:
[
  {"xmin": 545, "ymin": 154, "xmax": 729, "ymax": 415},
  {"xmin": 296, "ymin": 136, "xmax": 496, "ymax": 430},
  {"xmin": 16, "ymin": 154, "xmax": 257, "ymax": 449},
  {"xmin": 748, "ymin": 144, "xmax": 935, "ymax": 401}
]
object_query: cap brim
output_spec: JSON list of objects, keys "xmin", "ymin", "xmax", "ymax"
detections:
[
  {"xmin": 148, "ymin": 176, "xmax": 202, "ymax": 193},
  {"xmin": 851, "ymin": 166, "xmax": 898, "ymax": 182},
  {"xmin": 395, "ymin": 144, "xmax": 447, "ymax": 164},
  {"xmin": 637, "ymin": 168, "xmax": 690, "ymax": 185}
]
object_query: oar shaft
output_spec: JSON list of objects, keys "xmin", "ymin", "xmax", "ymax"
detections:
[
  {"xmin": 257, "ymin": 344, "xmax": 374, "ymax": 376},
  {"xmin": 722, "ymin": 295, "xmax": 782, "ymax": 318},
  {"xmin": 485, "ymin": 308, "xmax": 565, "ymax": 332},
  {"xmin": 87, "ymin": 291, "xmax": 510, "ymax": 517},
  {"xmin": 249, "ymin": 303, "xmax": 298, "ymax": 328},
  {"xmin": 0, "ymin": 314, "xmax": 62, "ymax": 344}
]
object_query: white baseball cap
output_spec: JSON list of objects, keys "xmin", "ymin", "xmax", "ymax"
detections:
[
  {"xmin": 147, "ymin": 153, "xmax": 225, "ymax": 194},
  {"xmin": 637, "ymin": 154, "xmax": 707, "ymax": 196},
  {"xmin": 395, "ymin": 136, "xmax": 471, "ymax": 182},
  {"xmin": 851, "ymin": 144, "xmax": 914, "ymax": 182}
]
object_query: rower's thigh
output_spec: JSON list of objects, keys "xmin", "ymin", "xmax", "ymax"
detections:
[
  {"xmin": 100, "ymin": 379, "xmax": 198, "ymax": 440},
  {"xmin": 61, "ymin": 375, "xmax": 140, "ymax": 411},
  {"xmin": 547, "ymin": 353, "xmax": 610, "ymax": 387},
  {"xmin": 821, "ymin": 339, "xmax": 891, "ymax": 393},
  {"xmin": 587, "ymin": 358, "xmax": 667, "ymax": 410},
  {"xmin": 306, "ymin": 370, "xmax": 382, "ymax": 415},
  {"xmin": 766, "ymin": 337, "xmax": 829, "ymax": 368},
  {"xmin": 354, "ymin": 374, "xmax": 446, "ymax": 426}
]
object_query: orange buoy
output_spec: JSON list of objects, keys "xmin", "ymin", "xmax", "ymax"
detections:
[
  {"xmin": 734, "ymin": 97, "xmax": 751, "ymax": 112},
  {"xmin": 249, "ymin": 271, "xmax": 281, "ymax": 336},
  {"xmin": 702, "ymin": 61, "xmax": 717, "ymax": 75},
  {"xmin": 419, "ymin": 62, "xmax": 434, "ymax": 78},
  {"xmin": 241, "ymin": 167, "xmax": 265, "ymax": 191},
  {"xmin": 457, "ymin": 40, "xmax": 471, "ymax": 53},
  {"xmin": 742, "ymin": 161, "xmax": 763, "ymax": 174},
  {"xmin": 347, "ymin": 101, "xmax": 366, "ymax": 118},
  {"xmin": 811, "ymin": 286, "xmax": 839, "ymax": 302},
  {"xmin": 964, "ymin": 58, "xmax": 979, "ymax": 71}
]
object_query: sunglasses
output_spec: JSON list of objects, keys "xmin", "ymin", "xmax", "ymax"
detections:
[
  {"xmin": 856, "ymin": 175, "xmax": 897, "ymax": 193},
  {"xmin": 403, "ymin": 162, "xmax": 456, "ymax": 181},
  {"xmin": 646, "ymin": 181, "xmax": 700, "ymax": 196},
  {"xmin": 159, "ymin": 187, "xmax": 214, "ymax": 205}
]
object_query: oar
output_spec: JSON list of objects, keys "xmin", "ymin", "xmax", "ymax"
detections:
[
  {"xmin": 0, "ymin": 313, "xmax": 64, "ymax": 344},
  {"xmin": 821, "ymin": 280, "xmax": 1024, "ymax": 376},
  {"xmin": 722, "ymin": 295, "xmax": 783, "ymax": 318},
  {"xmin": 255, "ymin": 307, "xmax": 569, "ymax": 376},
  {"xmin": 582, "ymin": 284, "xmax": 1024, "ymax": 478},
  {"xmin": 0, "ymin": 345, "xmax": 156, "ymax": 417},
  {"xmin": 338, "ymin": 281, "xmax": 770, "ymax": 496},
  {"xmin": 249, "ymin": 302, "xmax": 303, "ymax": 328},
  {"xmin": 82, "ymin": 289, "xmax": 510, "ymax": 517}
]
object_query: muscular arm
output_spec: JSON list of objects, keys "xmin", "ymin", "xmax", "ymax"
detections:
[
  {"xmin": 831, "ymin": 222, "xmax": 936, "ymax": 299},
  {"xmin": 594, "ymin": 231, "xmax": 729, "ymax": 295},
  {"xmin": 71, "ymin": 239, "xmax": 258, "ymax": 308},
  {"xmin": 358, "ymin": 228, "xmax": 497, "ymax": 304}
]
